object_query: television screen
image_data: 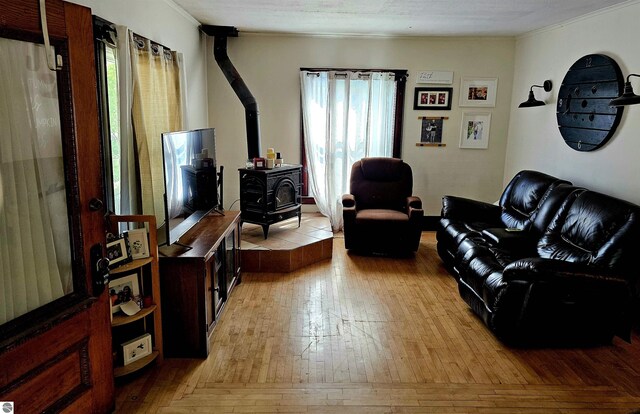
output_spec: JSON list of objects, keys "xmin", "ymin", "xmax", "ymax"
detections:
[{"xmin": 160, "ymin": 128, "xmax": 218, "ymax": 245}]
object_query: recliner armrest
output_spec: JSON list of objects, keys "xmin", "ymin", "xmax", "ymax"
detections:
[
  {"xmin": 342, "ymin": 194, "xmax": 356, "ymax": 208},
  {"xmin": 503, "ymin": 257, "xmax": 630, "ymax": 287},
  {"xmin": 407, "ymin": 196, "xmax": 422, "ymax": 210},
  {"xmin": 409, "ymin": 206, "xmax": 424, "ymax": 221},
  {"xmin": 342, "ymin": 194, "xmax": 357, "ymax": 225},
  {"xmin": 407, "ymin": 196, "xmax": 423, "ymax": 220},
  {"xmin": 482, "ymin": 227, "xmax": 534, "ymax": 251},
  {"xmin": 442, "ymin": 195, "xmax": 502, "ymax": 224}
]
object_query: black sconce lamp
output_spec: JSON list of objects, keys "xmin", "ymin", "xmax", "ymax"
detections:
[
  {"xmin": 518, "ymin": 80, "xmax": 553, "ymax": 108},
  {"xmin": 610, "ymin": 74, "xmax": 640, "ymax": 106}
]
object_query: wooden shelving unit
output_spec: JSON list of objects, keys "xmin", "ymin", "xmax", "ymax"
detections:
[
  {"xmin": 108, "ymin": 215, "xmax": 163, "ymax": 378},
  {"xmin": 111, "ymin": 305, "xmax": 157, "ymax": 327},
  {"xmin": 110, "ymin": 257, "xmax": 153, "ymax": 275},
  {"xmin": 113, "ymin": 351, "xmax": 160, "ymax": 378}
]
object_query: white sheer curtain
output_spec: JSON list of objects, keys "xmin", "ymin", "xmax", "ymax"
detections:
[
  {"xmin": 0, "ymin": 38, "xmax": 72, "ymax": 324},
  {"xmin": 300, "ymin": 70, "xmax": 397, "ymax": 231},
  {"xmin": 115, "ymin": 25, "xmax": 138, "ymax": 216}
]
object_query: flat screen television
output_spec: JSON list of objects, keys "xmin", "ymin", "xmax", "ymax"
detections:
[{"xmin": 160, "ymin": 128, "xmax": 219, "ymax": 246}]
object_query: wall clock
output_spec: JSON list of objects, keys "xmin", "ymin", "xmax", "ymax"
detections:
[{"xmin": 556, "ymin": 54, "xmax": 624, "ymax": 151}]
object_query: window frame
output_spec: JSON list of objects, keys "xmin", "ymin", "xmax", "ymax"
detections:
[
  {"xmin": 299, "ymin": 68, "xmax": 408, "ymax": 202},
  {"xmin": 94, "ymin": 16, "xmax": 118, "ymax": 214}
]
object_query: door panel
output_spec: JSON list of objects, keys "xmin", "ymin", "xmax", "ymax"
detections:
[{"xmin": 0, "ymin": 1, "xmax": 113, "ymax": 412}]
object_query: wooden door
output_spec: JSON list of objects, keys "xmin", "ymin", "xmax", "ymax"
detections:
[{"xmin": 0, "ymin": 1, "xmax": 114, "ymax": 412}]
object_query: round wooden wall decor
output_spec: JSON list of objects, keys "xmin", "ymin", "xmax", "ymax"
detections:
[{"xmin": 556, "ymin": 54, "xmax": 624, "ymax": 151}]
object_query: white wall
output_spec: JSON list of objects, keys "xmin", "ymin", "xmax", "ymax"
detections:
[
  {"xmin": 505, "ymin": 1, "xmax": 640, "ymax": 205},
  {"xmin": 207, "ymin": 34, "xmax": 515, "ymax": 215},
  {"xmin": 71, "ymin": 0, "xmax": 209, "ymax": 129}
]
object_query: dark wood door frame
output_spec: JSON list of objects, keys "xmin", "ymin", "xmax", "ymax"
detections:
[{"xmin": 0, "ymin": 1, "xmax": 113, "ymax": 412}]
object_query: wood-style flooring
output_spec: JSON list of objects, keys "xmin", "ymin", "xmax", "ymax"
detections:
[{"xmin": 115, "ymin": 232, "xmax": 640, "ymax": 413}]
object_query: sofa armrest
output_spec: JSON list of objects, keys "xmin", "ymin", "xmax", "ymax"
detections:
[
  {"xmin": 342, "ymin": 194, "xmax": 356, "ymax": 208},
  {"xmin": 441, "ymin": 195, "xmax": 502, "ymax": 224},
  {"xmin": 503, "ymin": 257, "xmax": 630, "ymax": 287}
]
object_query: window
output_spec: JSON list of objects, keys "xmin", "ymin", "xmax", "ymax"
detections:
[
  {"xmin": 106, "ymin": 44, "xmax": 122, "ymax": 212},
  {"xmin": 300, "ymin": 68, "xmax": 407, "ymax": 230},
  {"xmin": 94, "ymin": 18, "xmax": 184, "ymax": 221},
  {"xmin": 94, "ymin": 17, "xmax": 121, "ymax": 214}
]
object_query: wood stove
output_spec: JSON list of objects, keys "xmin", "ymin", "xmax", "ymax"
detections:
[
  {"xmin": 239, "ymin": 164, "xmax": 302, "ymax": 238},
  {"xmin": 203, "ymin": 26, "xmax": 303, "ymax": 239}
]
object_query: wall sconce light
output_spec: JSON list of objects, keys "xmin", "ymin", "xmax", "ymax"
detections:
[
  {"xmin": 610, "ymin": 74, "xmax": 640, "ymax": 106},
  {"xmin": 518, "ymin": 80, "xmax": 553, "ymax": 108}
]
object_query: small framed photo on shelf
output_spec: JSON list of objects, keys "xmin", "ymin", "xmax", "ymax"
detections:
[
  {"xmin": 459, "ymin": 77, "xmax": 498, "ymax": 107},
  {"xmin": 121, "ymin": 333, "xmax": 152, "ymax": 366},
  {"xmin": 460, "ymin": 112, "xmax": 491, "ymax": 149},
  {"xmin": 106, "ymin": 235, "xmax": 131, "ymax": 269},
  {"xmin": 414, "ymin": 87, "xmax": 452, "ymax": 110},
  {"xmin": 109, "ymin": 273, "xmax": 140, "ymax": 314},
  {"xmin": 126, "ymin": 228, "xmax": 149, "ymax": 260}
]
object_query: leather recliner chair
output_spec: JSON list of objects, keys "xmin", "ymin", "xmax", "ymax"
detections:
[{"xmin": 342, "ymin": 157, "xmax": 423, "ymax": 254}]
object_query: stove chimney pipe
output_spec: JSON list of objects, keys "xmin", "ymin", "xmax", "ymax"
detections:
[{"xmin": 201, "ymin": 25, "xmax": 261, "ymax": 160}]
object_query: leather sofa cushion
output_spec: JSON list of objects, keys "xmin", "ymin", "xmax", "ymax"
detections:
[
  {"xmin": 462, "ymin": 252, "xmax": 504, "ymax": 300},
  {"xmin": 457, "ymin": 241, "xmax": 530, "ymax": 311},
  {"xmin": 538, "ymin": 189, "xmax": 640, "ymax": 273},
  {"xmin": 356, "ymin": 209, "xmax": 409, "ymax": 224},
  {"xmin": 350, "ymin": 158, "xmax": 413, "ymax": 211},
  {"xmin": 439, "ymin": 219, "xmax": 499, "ymax": 254},
  {"xmin": 500, "ymin": 170, "xmax": 571, "ymax": 230}
]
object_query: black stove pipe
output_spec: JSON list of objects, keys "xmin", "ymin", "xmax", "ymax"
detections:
[{"xmin": 202, "ymin": 25, "xmax": 261, "ymax": 160}]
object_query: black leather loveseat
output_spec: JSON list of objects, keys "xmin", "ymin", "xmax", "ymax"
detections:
[{"xmin": 437, "ymin": 170, "xmax": 640, "ymax": 345}]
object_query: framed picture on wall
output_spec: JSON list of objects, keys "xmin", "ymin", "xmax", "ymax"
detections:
[
  {"xmin": 459, "ymin": 112, "xmax": 491, "ymax": 149},
  {"xmin": 459, "ymin": 77, "xmax": 498, "ymax": 107},
  {"xmin": 413, "ymin": 87, "xmax": 453, "ymax": 110}
]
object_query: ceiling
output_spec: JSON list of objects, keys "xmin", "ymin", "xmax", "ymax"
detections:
[{"xmin": 173, "ymin": 0, "xmax": 629, "ymax": 37}]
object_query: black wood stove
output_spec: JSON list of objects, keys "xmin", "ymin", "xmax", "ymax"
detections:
[
  {"xmin": 239, "ymin": 164, "xmax": 302, "ymax": 238},
  {"xmin": 203, "ymin": 25, "xmax": 302, "ymax": 238}
]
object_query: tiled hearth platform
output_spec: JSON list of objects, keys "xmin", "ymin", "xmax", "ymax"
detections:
[{"xmin": 240, "ymin": 213, "xmax": 333, "ymax": 272}]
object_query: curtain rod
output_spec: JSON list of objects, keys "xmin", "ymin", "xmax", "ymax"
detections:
[
  {"xmin": 92, "ymin": 15, "xmax": 172, "ymax": 52},
  {"xmin": 132, "ymin": 32, "xmax": 172, "ymax": 52},
  {"xmin": 301, "ymin": 68, "xmax": 408, "ymax": 81},
  {"xmin": 301, "ymin": 67, "xmax": 406, "ymax": 74}
]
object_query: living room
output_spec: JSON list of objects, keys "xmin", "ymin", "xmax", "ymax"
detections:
[
  {"xmin": 2, "ymin": 0, "xmax": 640, "ymax": 412},
  {"xmin": 82, "ymin": 0, "xmax": 640, "ymax": 215}
]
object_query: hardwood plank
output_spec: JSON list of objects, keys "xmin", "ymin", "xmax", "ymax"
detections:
[{"xmin": 115, "ymin": 232, "xmax": 640, "ymax": 413}]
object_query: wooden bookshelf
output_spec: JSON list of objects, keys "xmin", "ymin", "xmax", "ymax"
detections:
[{"xmin": 108, "ymin": 215, "xmax": 163, "ymax": 376}]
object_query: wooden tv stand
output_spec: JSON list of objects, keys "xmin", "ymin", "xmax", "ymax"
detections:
[{"xmin": 158, "ymin": 211, "xmax": 241, "ymax": 358}]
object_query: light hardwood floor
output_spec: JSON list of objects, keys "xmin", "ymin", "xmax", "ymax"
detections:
[{"xmin": 115, "ymin": 233, "xmax": 640, "ymax": 413}]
